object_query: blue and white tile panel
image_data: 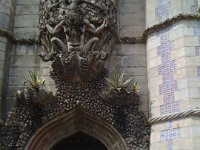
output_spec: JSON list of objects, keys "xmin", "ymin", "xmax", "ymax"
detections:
[
  {"xmin": 155, "ymin": 0, "xmax": 199, "ymax": 23},
  {"xmin": 160, "ymin": 121, "xmax": 181, "ymax": 150},
  {"xmin": 156, "ymin": 28, "xmax": 180, "ymax": 115},
  {"xmin": 155, "ymin": 0, "xmax": 172, "ymax": 22}
]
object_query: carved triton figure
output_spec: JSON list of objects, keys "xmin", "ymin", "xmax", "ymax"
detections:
[
  {"xmin": 39, "ymin": 0, "xmax": 117, "ymax": 80},
  {"xmin": 46, "ymin": 11, "xmax": 107, "ymax": 54}
]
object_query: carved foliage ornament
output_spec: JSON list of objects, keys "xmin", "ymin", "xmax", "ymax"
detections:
[{"xmin": 39, "ymin": 0, "xmax": 117, "ymax": 81}]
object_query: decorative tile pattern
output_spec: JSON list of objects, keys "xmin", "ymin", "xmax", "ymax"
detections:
[
  {"xmin": 195, "ymin": 46, "xmax": 200, "ymax": 55},
  {"xmin": 194, "ymin": 21, "xmax": 200, "ymax": 56},
  {"xmin": 160, "ymin": 121, "xmax": 181, "ymax": 150},
  {"xmin": 155, "ymin": 0, "xmax": 172, "ymax": 22},
  {"xmin": 157, "ymin": 28, "xmax": 179, "ymax": 115},
  {"xmin": 191, "ymin": 0, "xmax": 198, "ymax": 14},
  {"xmin": 198, "ymin": 66, "xmax": 200, "ymax": 76}
]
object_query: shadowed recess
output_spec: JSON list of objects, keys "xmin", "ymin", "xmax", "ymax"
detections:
[{"xmin": 52, "ymin": 132, "xmax": 107, "ymax": 150}]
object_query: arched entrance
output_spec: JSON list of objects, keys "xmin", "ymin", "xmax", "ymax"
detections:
[
  {"xmin": 25, "ymin": 108, "xmax": 128, "ymax": 150},
  {"xmin": 52, "ymin": 132, "xmax": 107, "ymax": 150}
]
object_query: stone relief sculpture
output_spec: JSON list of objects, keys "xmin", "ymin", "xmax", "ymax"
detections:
[
  {"xmin": 0, "ymin": 1, "xmax": 150, "ymax": 150},
  {"xmin": 39, "ymin": 0, "xmax": 117, "ymax": 81}
]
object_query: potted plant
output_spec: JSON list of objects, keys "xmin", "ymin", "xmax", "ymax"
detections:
[
  {"xmin": 101, "ymin": 73, "xmax": 140, "ymax": 106},
  {"xmin": 105, "ymin": 73, "xmax": 132, "ymax": 93},
  {"xmin": 130, "ymin": 80, "xmax": 140, "ymax": 105},
  {"xmin": 100, "ymin": 73, "xmax": 141, "ymax": 106},
  {"xmin": 24, "ymin": 70, "xmax": 45, "ymax": 92}
]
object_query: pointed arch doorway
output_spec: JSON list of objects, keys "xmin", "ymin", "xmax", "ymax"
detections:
[{"xmin": 25, "ymin": 108, "xmax": 128, "ymax": 150}]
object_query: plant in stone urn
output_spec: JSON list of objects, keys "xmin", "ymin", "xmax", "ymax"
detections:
[
  {"xmin": 24, "ymin": 70, "xmax": 45, "ymax": 92},
  {"xmin": 130, "ymin": 81, "xmax": 140, "ymax": 94},
  {"xmin": 101, "ymin": 73, "xmax": 137, "ymax": 105},
  {"xmin": 105, "ymin": 73, "xmax": 132, "ymax": 93},
  {"xmin": 129, "ymin": 80, "xmax": 140, "ymax": 105}
]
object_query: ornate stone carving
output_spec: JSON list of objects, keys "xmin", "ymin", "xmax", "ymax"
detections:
[
  {"xmin": 38, "ymin": 0, "xmax": 117, "ymax": 81},
  {"xmin": 0, "ymin": 1, "xmax": 151, "ymax": 150}
]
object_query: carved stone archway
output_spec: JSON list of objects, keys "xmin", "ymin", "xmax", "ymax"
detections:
[{"xmin": 25, "ymin": 108, "xmax": 128, "ymax": 150}]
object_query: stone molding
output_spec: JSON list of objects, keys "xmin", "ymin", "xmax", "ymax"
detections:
[{"xmin": 149, "ymin": 109, "xmax": 200, "ymax": 124}]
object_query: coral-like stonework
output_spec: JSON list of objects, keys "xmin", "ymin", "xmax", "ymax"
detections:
[{"xmin": 1, "ymin": 71, "xmax": 150, "ymax": 150}]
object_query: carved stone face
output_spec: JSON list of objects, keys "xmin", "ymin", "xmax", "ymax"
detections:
[{"xmin": 65, "ymin": 12, "xmax": 82, "ymax": 27}]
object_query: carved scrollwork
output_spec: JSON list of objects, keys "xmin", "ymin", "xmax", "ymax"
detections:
[{"xmin": 39, "ymin": 0, "xmax": 117, "ymax": 81}]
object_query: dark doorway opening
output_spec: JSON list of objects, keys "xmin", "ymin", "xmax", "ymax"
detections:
[{"xmin": 52, "ymin": 132, "xmax": 108, "ymax": 150}]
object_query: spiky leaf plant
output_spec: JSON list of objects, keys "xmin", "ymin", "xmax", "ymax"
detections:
[
  {"xmin": 24, "ymin": 70, "xmax": 45, "ymax": 91},
  {"xmin": 105, "ymin": 73, "xmax": 132, "ymax": 92},
  {"xmin": 130, "ymin": 81, "xmax": 140, "ymax": 93}
]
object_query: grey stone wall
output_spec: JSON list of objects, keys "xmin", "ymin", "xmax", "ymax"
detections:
[
  {"xmin": 14, "ymin": 0, "xmax": 40, "ymax": 39},
  {"xmin": 0, "ymin": 0, "xmax": 15, "ymax": 119},
  {"xmin": 119, "ymin": 0, "xmax": 145, "ymax": 37},
  {"xmin": 109, "ymin": 0, "xmax": 148, "ymax": 114},
  {"xmin": 6, "ymin": 0, "xmax": 55, "ymax": 115}
]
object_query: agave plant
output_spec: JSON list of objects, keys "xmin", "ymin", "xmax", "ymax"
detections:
[
  {"xmin": 24, "ymin": 70, "xmax": 45, "ymax": 91},
  {"xmin": 105, "ymin": 73, "xmax": 132, "ymax": 92},
  {"xmin": 130, "ymin": 81, "xmax": 140, "ymax": 93}
]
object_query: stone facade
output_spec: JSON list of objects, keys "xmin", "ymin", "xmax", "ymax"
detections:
[
  {"xmin": 0, "ymin": 0, "xmax": 200, "ymax": 150},
  {"xmin": 147, "ymin": 0, "xmax": 200, "ymax": 149}
]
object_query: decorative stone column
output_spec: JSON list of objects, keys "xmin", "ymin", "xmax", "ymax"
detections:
[
  {"xmin": 146, "ymin": 0, "xmax": 200, "ymax": 149},
  {"xmin": 0, "ymin": 0, "xmax": 15, "ymax": 119}
]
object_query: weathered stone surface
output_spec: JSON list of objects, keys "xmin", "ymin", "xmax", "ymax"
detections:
[
  {"xmin": 11, "ymin": 45, "xmax": 38, "ymax": 56},
  {"xmin": 14, "ymin": 28, "xmax": 39, "ymax": 39},
  {"xmin": 14, "ymin": 15, "xmax": 39, "ymax": 28},
  {"xmin": 15, "ymin": 4, "xmax": 39, "ymax": 15},
  {"xmin": 123, "ymin": 55, "xmax": 147, "ymax": 67},
  {"xmin": 16, "ymin": 0, "xmax": 40, "ymax": 5},
  {"xmin": 120, "ymin": 25, "xmax": 145, "ymax": 37},
  {"xmin": 120, "ymin": 13, "xmax": 145, "ymax": 26}
]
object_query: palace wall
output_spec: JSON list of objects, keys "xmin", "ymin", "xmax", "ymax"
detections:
[
  {"xmin": 146, "ymin": 0, "xmax": 200, "ymax": 149},
  {"xmin": 2, "ymin": 0, "xmax": 200, "ymax": 150}
]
